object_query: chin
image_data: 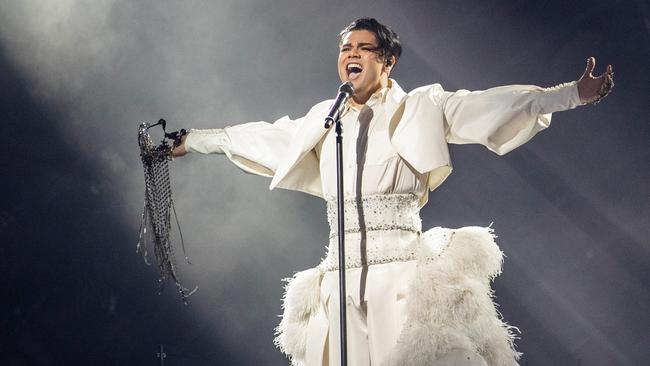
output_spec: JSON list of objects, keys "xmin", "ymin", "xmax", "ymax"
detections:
[{"xmin": 348, "ymin": 78, "xmax": 364, "ymax": 89}]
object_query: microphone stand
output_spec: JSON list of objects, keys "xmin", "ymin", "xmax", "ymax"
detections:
[
  {"xmin": 324, "ymin": 82, "xmax": 353, "ymax": 366},
  {"xmin": 335, "ymin": 117, "xmax": 348, "ymax": 366}
]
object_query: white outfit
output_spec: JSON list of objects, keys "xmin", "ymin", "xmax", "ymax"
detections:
[{"xmin": 185, "ymin": 80, "xmax": 583, "ymax": 365}]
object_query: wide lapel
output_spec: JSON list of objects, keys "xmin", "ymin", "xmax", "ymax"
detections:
[
  {"xmin": 269, "ymin": 100, "xmax": 331, "ymax": 191},
  {"xmin": 384, "ymin": 79, "xmax": 408, "ymax": 126}
]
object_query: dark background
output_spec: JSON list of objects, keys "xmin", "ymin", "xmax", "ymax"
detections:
[{"xmin": 1, "ymin": 0, "xmax": 648, "ymax": 365}]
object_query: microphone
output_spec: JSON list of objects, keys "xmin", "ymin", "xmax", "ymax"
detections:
[{"xmin": 324, "ymin": 82, "xmax": 355, "ymax": 129}]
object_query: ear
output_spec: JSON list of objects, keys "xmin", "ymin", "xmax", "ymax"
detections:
[{"xmin": 384, "ymin": 55, "xmax": 397, "ymax": 73}]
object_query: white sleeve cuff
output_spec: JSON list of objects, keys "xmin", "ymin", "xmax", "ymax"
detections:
[
  {"xmin": 539, "ymin": 81, "xmax": 583, "ymax": 114},
  {"xmin": 184, "ymin": 128, "xmax": 231, "ymax": 154}
]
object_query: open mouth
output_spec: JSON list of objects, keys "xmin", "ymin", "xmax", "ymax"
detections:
[{"xmin": 346, "ymin": 63, "xmax": 363, "ymax": 80}]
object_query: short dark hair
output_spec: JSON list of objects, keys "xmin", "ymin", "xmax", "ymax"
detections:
[{"xmin": 338, "ymin": 18, "xmax": 402, "ymax": 67}]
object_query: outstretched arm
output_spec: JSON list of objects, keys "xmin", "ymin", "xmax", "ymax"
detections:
[
  {"xmin": 442, "ymin": 56, "xmax": 614, "ymax": 155},
  {"xmin": 170, "ymin": 115, "xmax": 302, "ymax": 177}
]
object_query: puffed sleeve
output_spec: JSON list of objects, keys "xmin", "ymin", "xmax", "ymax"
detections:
[
  {"xmin": 184, "ymin": 115, "xmax": 302, "ymax": 177},
  {"xmin": 442, "ymin": 81, "xmax": 583, "ymax": 155}
]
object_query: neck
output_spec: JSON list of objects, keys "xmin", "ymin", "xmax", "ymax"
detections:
[{"xmin": 350, "ymin": 77, "xmax": 389, "ymax": 106}]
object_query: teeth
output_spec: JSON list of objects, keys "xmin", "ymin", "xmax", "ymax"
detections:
[{"xmin": 347, "ymin": 63, "xmax": 362, "ymax": 71}]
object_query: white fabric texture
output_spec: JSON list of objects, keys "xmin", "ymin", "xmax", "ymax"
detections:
[{"xmin": 185, "ymin": 79, "xmax": 582, "ymax": 365}]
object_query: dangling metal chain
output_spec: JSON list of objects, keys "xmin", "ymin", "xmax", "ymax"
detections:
[{"xmin": 137, "ymin": 120, "xmax": 197, "ymax": 303}]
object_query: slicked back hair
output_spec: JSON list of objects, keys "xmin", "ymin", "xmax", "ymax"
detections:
[{"xmin": 338, "ymin": 18, "xmax": 402, "ymax": 67}]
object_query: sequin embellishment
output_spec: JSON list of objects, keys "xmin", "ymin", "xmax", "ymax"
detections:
[{"xmin": 319, "ymin": 193, "xmax": 449, "ymax": 271}]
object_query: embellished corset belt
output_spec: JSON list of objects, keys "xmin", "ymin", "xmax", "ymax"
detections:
[
  {"xmin": 320, "ymin": 193, "xmax": 424, "ymax": 271},
  {"xmin": 326, "ymin": 193, "xmax": 422, "ymax": 238}
]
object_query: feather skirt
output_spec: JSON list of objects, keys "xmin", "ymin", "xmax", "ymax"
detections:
[{"xmin": 274, "ymin": 226, "xmax": 521, "ymax": 366}]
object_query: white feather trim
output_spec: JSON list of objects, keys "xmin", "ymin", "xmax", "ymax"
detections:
[
  {"xmin": 274, "ymin": 267, "xmax": 322, "ymax": 366},
  {"xmin": 385, "ymin": 226, "xmax": 521, "ymax": 366}
]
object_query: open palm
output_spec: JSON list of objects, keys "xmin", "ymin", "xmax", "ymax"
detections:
[{"xmin": 578, "ymin": 57, "xmax": 614, "ymax": 104}]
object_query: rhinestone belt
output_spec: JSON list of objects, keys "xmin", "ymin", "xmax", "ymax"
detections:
[
  {"xmin": 320, "ymin": 194, "xmax": 424, "ymax": 271},
  {"xmin": 326, "ymin": 193, "xmax": 422, "ymax": 239}
]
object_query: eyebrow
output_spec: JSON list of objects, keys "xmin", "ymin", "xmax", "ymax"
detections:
[{"xmin": 340, "ymin": 42, "xmax": 377, "ymax": 49}]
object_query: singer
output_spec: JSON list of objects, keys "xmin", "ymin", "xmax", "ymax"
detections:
[{"xmin": 172, "ymin": 18, "xmax": 613, "ymax": 366}]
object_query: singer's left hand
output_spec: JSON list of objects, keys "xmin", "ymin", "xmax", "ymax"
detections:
[{"xmin": 577, "ymin": 56, "xmax": 614, "ymax": 104}]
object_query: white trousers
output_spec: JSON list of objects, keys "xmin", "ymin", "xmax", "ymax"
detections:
[{"xmin": 319, "ymin": 260, "xmax": 416, "ymax": 365}]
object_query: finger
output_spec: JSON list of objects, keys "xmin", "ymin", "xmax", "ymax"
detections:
[
  {"xmin": 606, "ymin": 73, "xmax": 614, "ymax": 88},
  {"xmin": 581, "ymin": 56, "xmax": 595, "ymax": 79},
  {"xmin": 596, "ymin": 64, "xmax": 614, "ymax": 79},
  {"xmin": 587, "ymin": 56, "xmax": 596, "ymax": 76}
]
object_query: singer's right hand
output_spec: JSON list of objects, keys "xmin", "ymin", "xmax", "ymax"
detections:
[{"xmin": 171, "ymin": 134, "xmax": 188, "ymax": 157}]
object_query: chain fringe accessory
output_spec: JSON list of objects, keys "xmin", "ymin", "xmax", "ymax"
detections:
[{"xmin": 137, "ymin": 119, "xmax": 197, "ymax": 303}]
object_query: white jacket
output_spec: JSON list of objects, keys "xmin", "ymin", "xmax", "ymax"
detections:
[{"xmin": 185, "ymin": 79, "xmax": 582, "ymax": 200}]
